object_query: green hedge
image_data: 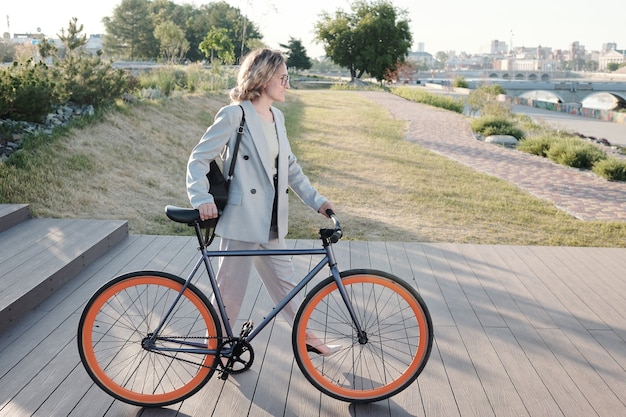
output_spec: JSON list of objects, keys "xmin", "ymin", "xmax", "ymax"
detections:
[{"xmin": 391, "ymin": 86, "xmax": 465, "ymax": 113}]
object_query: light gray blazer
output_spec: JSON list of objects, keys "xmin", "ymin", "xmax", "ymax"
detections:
[{"xmin": 187, "ymin": 100, "xmax": 327, "ymax": 243}]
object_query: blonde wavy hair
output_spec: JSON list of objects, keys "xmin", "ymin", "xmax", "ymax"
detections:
[{"xmin": 230, "ymin": 48, "xmax": 285, "ymax": 102}]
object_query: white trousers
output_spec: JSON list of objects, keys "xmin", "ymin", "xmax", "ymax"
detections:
[{"xmin": 215, "ymin": 237, "xmax": 303, "ymax": 330}]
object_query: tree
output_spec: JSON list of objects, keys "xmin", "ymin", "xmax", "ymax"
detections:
[
  {"xmin": 199, "ymin": 27, "xmax": 235, "ymax": 64},
  {"xmin": 56, "ymin": 18, "xmax": 131, "ymax": 106},
  {"xmin": 384, "ymin": 59, "xmax": 416, "ymax": 84},
  {"xmin": 154, "ymin": 21, "xmax": 190, "ymax": 63},
  {"xmin": 58, "ymin": 17, "xmax": 88, "ymax": 59},
  {"xmin": 103, "ymin": 0, "xmax": 158, "ymax": 60},
  {"xmin": 435, "ymin": 51, "xmax": 449, "ymax": 69},
  {"xmin": 199, "ymin": 27, "xmax": 235, "ymax": 90},
  {"xmin": 607, "ymin": 62, "xmax": 620, "ymax": 72},
  {"xmin": 280, "ymin": 37, "xmax": 312, "ymax": 72},
  {"xmin": 186, "ymin": 2, "xmax": 262, "ymax": 63},
  {"xmin": 315, "ymin": 0, "xmax": 412, "ymax": 81},
  {"xmin": 37, "ymin": 37, "xmax": 58, "ymax": 61}
]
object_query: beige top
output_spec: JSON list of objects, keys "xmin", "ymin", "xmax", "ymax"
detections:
[{"xmin": 260, "ymin": 118, "xmax": 279, "ymax": 176}]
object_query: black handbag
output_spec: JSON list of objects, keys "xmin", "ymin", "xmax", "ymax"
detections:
[{"xmin": 206, "ymin": 105, "xmax": 245, "ymax": 211}]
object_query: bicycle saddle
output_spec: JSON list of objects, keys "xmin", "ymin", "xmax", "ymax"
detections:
[{"xmin": 165, "ymin": 205, "xmax": 200, "ymax": 225}]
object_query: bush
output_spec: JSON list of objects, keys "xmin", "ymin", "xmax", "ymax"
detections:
[
  {"xmin": 391, "ymin": 86, "xmax": 464, "ymax": 113},
  {"xmin": 467, "ymin": 84, "xmax": 509, "ymax": 117},
  {"xmin": 471, "ymin": 116, "xmax": 525, "ymax": 139},
  {"xmin": 592, "ymin": 158, "xmax": 626, "ymax": 181},
  {"xmin": 453, "ymin": 76, "xmax": 468, "ymax": 88},
  {"xmin": 545, "ymin": 137, "xmax": 606, "ymax": 169},
  {"xmin": 0, "ymin": 60, "xmax": 59, "ymax": 122},
  {"xmin": 517, "ymin": 134, "xmax": 561, "ymax": 156},
  {"xmin": 57, "ymin": 56, "xmax": 133, "ymax": 106}
]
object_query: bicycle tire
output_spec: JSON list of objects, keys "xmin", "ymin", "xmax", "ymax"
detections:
[
  {"xmin": 77, "ymin": 271, "xmax": 221, "ymax": 407},
  {"xmin": 292, "ymin": 269, "xmax": 433, "ymax": 403}
]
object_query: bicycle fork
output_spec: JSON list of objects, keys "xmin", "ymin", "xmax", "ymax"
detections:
[{"xmin": 326, "ymin": 249, "xmax": 368, "ymax": 345}]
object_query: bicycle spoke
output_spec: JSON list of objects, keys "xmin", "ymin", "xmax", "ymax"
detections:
[
  {"xmin": 78, "ymin": 272, "xmax": 220, "ymax": 407},
  {"xmin": 293, "ymin": 271, "xmax": 433, "ymax": 403}
]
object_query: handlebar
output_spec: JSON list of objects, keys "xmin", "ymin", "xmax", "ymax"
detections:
[{"xmin": 321, "ymin": 209, "xmax": 342, "ymax": 243}]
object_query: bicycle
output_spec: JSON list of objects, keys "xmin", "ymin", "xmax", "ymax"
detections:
[{"xmin": 77, "ymin": 205, "xmax": 433, "ymax": 407}]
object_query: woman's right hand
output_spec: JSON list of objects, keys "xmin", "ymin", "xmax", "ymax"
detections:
[{"xmin": 198, "ymin": 203, "xmax": 219, "ymax": 221}]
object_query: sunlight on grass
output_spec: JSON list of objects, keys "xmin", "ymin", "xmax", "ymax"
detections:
[{"xmin": 1, "ymin": 89, "xmax": 624, "ymax": 246}]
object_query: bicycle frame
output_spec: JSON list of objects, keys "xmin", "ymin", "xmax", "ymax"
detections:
[{"xmin": 146, "ymin": 222, "xmax": 366, "ymax": 356}]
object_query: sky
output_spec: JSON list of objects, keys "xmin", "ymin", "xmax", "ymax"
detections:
[{"xmin": 4, "ymin": 0, "xmax": 626, "ymax": 58}]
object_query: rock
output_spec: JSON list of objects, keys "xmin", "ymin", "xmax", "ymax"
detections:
[
  {"xmin": 0, "ymin": 102, "xmax": 98, "ymax": 161},
  {"xmin": 485, "ymin": 135, "xmax": 519, "ymax": 148}
]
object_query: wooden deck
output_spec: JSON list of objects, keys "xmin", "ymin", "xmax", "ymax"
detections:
[{"xmin": 1, "ymin": 234, "xmax": 626, "ymax": 417}]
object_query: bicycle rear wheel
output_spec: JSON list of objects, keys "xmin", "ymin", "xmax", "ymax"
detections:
[
  {"xmin": 77, "ymin": 271, "xmax": 221, "ymax": 407},
  {"xmin": 292, "ymin": 269, "xmax": 433, "ymax": 403}
]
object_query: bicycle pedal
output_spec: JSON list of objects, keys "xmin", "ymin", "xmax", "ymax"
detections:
[
  {"xmin": 219, "ymin": 369, "xmax": 230, "ymax": 380},
  {"xmin": 240, "ymin": 320, "xmax": 254, "ymax": 338}
]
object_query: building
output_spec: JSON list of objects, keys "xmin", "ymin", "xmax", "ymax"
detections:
[
  {"xmin": 599, "ymin": 49, "xmax": 626, "ymax": 71},
  {"xmin": 490, "ymin": 40, "xmax": 508, "ymax": 55}
]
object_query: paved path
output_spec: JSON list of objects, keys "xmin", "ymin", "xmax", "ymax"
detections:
[{"xmin": 359, "ymin": 91, "xmax": 626, "ymax": 222}]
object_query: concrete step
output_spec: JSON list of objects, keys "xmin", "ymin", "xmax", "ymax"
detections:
[{"xmin": 0, "ymin": 204, "xmax": 128, "ymax": 333}]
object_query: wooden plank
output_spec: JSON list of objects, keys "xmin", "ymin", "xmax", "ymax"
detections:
[
  {"xmin": 520, "ymin": 246, "xmax": 607, "ymax": 330},
  {"xmin": 283, "ymin": 239, "xmax": 324, "ymax": 417},
  {"xmin": 403, "ymin": 243, "xmax": 455, "ymax": 328},
  {"xmin": 460, "ymin": 245, "xmax": 565, "ymax": 416},
  {"xmin": 589, "ymin": 329, "xmax": 626, "ymax": 395},
  {"xmin": 448, "ymin": 244, "xmax": 507, "ymax": 328},
  {"xmin": 0, "ymin": 218, "xmax": 84, "ymax": 275},
  {"xmin": 438, "ymin": 244, "xmax": 530, "ymax": 417},
  {"xmin": 538, "ymin": 328, "xmax": 626, "ymax": 416},
  {"xmin": 0, "ymin": 317, "xmax": 77, "ymax": 414},
  {"xmin": 418, "ymin": 333, "xmax": 460, "ymax": 417},
  {"xmin": 475, "ymin": 246, "xmax": 602, "ymax": 417},
  {"xmin": 0, "ymin": 219, "xmax": 127, "ymax": 332},
  {"xmin": 3, "ymin": 240, "xmax": 626, "ymax": 417},
  {"xmin": 0, "ymin": 204, "xmax": 30, "ymax": 233},
  {"xmin": 349, "ymin": 240, "xmax": 371, "ymax": 269},
  {"xmin": 539, "ymin": 246, "xmax": 626, "ymax": 332},
  {"xmin": 0, "ymin": 235, "xmax": 156, "ymax": 356},
  {"xmin": 435, "ymin": 325, "xmax": 495, "ymax": 417},
  {"xmin": 485, "ymin": 326, "xmax": 564, "ymax": 417},
  {"xmin": 250, "ymin": 319, "xmax": 293, "ymax": 415},
  {"xmin": 484, "ymin": 245, "xmax": 558, "ymax": 329}
]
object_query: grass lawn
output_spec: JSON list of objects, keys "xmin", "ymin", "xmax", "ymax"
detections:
[{"xmin": 1, "ymin": 89, "xmax": 625, "ymax": 246}]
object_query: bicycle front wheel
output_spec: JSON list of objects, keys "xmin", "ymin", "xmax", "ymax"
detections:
[
  {"xmin": 293, "ymin": 269, "xmax": 433, "ymax": 403},
  {"xmin": 77, "ymin": 271, "xmax": 221, "ymax": 407}
]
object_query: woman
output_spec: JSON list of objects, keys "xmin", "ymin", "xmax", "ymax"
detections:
[{"xmin": 187, "ymin": 48, "xmax": 338, "ymax": 355}]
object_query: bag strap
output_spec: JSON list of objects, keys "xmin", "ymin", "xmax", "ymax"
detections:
[
  {"xmin": 226, "ymin": 105, "xmax": 245, "ymax": 182},
  {"xmin": 204, "ymin": 105, "xmax": 245, "ymax": 247}
]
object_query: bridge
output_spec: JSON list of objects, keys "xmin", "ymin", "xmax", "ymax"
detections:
[{"xmin": 466, "ymin": 80, "xmax": 626, "ymax": 106}]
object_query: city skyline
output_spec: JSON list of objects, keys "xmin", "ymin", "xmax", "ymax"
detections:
[{"xmin": 4, "ymin": 0, "xmax": 625, "ymax": 58}]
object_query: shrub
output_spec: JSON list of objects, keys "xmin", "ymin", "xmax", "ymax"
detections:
[
  {"xmin": 545, "ymin": 137, "xmax": 607, "ymax": 169},
  {"xmin": 467, "ymin": 84, "xmax": 509, "ymax": 117},
  {"xmin": 517, "ymin": 136, "xmax": 554, "ymax": 156},
  {"xmin": 592, "ymin": 158, "xmax": 626, "ymax": 181},
  {"xmin": 453, "ymin": 76, "xmax": 468, "ymax": 88},
  {"xmin": 57, "ymin": 56, "xmax": 133, "ymax": 106},
  {"xmin": 139, "ymin": 67, "xmax": 187, "ymax": 96},
  {"xmin": 0, "ymin": 60, "xmax": 59, "ymax": 122},
  {"xmin": 391, "ymin": 86, "xmax": 464, "ymax": 113},
  {"xmin": 471, "ymin": 116, "xmax": 525, "ymax": 139}
]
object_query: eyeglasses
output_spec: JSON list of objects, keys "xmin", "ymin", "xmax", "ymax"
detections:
[{"xmin": 279, "ymin": 74, "xmax": 290, "ymax": 87}]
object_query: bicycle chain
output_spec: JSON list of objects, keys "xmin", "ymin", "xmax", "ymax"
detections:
[{"xmin": 147, "ymin": 335, "xmax": 252, "ymax": 372}]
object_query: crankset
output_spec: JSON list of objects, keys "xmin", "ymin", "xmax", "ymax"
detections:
[{"xmin": 217, "ymin": 338, "xmax": 255, "ymax": 379}]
